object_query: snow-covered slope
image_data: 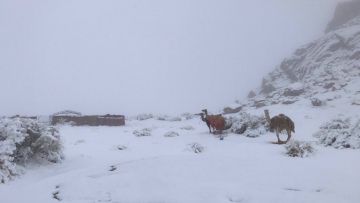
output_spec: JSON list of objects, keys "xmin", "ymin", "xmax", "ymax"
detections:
[{"xmin": 247, "ymin": 16, "xmax": 360, "ymax": 107}]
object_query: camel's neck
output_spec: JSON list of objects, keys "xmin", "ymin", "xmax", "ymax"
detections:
[
  {"xmin": 200, "ymin": 114, "xmax": 207, "ymax": 122},
  {"xmin": 264, "ymin": 110, "xmax": 271, "ymax": 124},
  {"xmin": 203, "ymin": 110, "xmax": 208, "ymax": 117}
]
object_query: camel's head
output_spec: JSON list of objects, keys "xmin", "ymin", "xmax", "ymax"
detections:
[{"xmin": 201, "ymin": 109, "xmax": 208, "ymax": 115}]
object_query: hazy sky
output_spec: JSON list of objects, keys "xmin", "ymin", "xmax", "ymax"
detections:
[{"xmin": 0, "ymin": 0, "xmax": 343, "ymax": 116}]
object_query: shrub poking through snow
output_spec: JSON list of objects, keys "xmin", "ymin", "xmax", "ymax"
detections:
[
  {"xmin": 311, "ymin": 98, "xmax": 325, "ymax": 107},
  {"xmin": 133, "ymin": 128, "xmax": 152, "ymax": 137},
  {"xmin": 164, "ymin": 131, "xmax": 179, "ymax": 137},
  {"xmin": 136, "ymin": 114, "xmax": 153, "ymax": 121},
  {"xmin": 180, "ymin": 126, "xmax": 195, "ymax": 131},
  {"xmin": 229, "ymin": 112, "xmax": 267, "ymax": 138},
  {"xmin": 0, "ymin": 117, "xmax": 63, "ymax": 183},
  {"xmin": 314, "ymin": 118, "xmax": 360, "ymax": 149},
  {"xmin": 285, "ymin": 140, "xmax": 315, "ymax": 158},
  {"xmin": 188, "ymin": 143, "xmax": 204, "ymax": 154}
]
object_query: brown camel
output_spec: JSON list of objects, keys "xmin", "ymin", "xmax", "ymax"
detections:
[{"xmin": 199, "ymin": 109, "xmax": 232, "ymax": 134}]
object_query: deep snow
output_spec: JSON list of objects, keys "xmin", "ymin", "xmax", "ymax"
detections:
[{"xmin": 1, "ymin": 100, "xmax": 359, "ymax": 203}]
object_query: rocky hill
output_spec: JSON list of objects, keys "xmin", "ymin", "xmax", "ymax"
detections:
[{"xmin": 245, "ymin": 15, "xmax": 360, "ymax": 108}]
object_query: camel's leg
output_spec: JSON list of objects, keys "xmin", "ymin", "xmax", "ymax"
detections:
[
  {"xmin": 276, "ymin": 129, "xmax": 281, "ymax": 144},
  {"xmin": 207, "ymin": 123, "xmax": 212, "ymax": 133},
  {"xmin": 285, "ymin": 129, "xmax": 292, "ymax": 143},
  {"xmin": 219, "ymin": 130, "xmax": 224, "ymax": 140}
]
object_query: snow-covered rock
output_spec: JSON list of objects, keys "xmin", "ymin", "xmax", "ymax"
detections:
[
  {"xmin": 223, "ymin": 106, "xmax": 242, "ymax": 114},
  {"xmin": 283, "ymin": 82, "xmax": 305, "ymax": 97}
]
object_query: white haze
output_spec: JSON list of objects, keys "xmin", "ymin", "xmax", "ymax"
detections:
[{"xmin": 0, "ymin": 0, "xmax": 343, "ymax": 116}]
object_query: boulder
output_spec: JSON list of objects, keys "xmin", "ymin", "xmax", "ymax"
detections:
[{"xmin": 283, "ymin": 83, "xmax": 305, "ymax": 97}]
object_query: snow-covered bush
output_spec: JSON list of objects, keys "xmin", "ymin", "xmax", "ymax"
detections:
[
  {"xmin": 164, "ymin": 131, "xmax": 179, "ymax": 137},
  {"xmin": 156, "ymin": 115, "xmax": 182, "ymax": 122},
  {"xmin": 181, "ymin": 113, "xmax": 195, "ymax": 120},
  {"xmin": 314, "ymin": 118, "xmax": 360, "ymax": 149},
  {"xmin": 229, "ymin": 112, "xmax": 267, "ymax": 138},
  {"xmin": 0, "ymin": 118, "xmax": 63, "ymax": 183},
  {"xmin": 133, "ymin": 128, "xmax": 152, "ymax": 137},
  {"xmin": 285, "ymin": 140, "xmax": 315, "ymax": 158},
  {"xmin": 136, "ymin": 114, "xmax": 153, "ymax": 121}
]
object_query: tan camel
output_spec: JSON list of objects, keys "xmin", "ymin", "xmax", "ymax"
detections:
[{"xmin": 264, "ymin": 110, "xmax": 295, "ymax": 144}]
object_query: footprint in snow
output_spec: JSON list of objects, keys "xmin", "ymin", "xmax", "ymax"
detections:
[
  {"xmin": 74, "ymin": 139, "xmax": 85, "ymax": 145},
  {"xmin": 52, "ymin": 185, "xmax": 61, "ymax": 201},
  {"xmin": 109, "ymin": 165, "xmax": 117, "ymax": 172},
  {"xmin": 284, "ymin": 187, "xmax": 302, "ymax": 192},
  {"xmin": 115, "ymin": 145, "xmax": 127, "ymax": 150},
  {"xmin": 228, "ymin": 197, "xmax": 244, "ymax": 202}
]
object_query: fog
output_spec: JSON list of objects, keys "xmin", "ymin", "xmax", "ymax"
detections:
[{"xmin": 0, "ymin": 0, "xmax": 343, "ymax": 116}]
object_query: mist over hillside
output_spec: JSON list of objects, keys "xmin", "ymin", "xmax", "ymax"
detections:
[
  {"xmin": 326, "ymin": 0, "xmax": 360, "ymax": 32},
  {"xmin": 0, "ymin": 0, "xmax": 342, "ymax": 116}
]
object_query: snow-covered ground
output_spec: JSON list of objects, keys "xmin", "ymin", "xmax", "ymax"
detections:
[{"xmin": 1, "ymin": 99, "xmax": 359, "ymax": 203}]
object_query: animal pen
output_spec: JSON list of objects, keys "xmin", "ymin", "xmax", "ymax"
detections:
[{"xmin": 51, "ymin": 114, "xmax": 125, "ymax": 126}]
